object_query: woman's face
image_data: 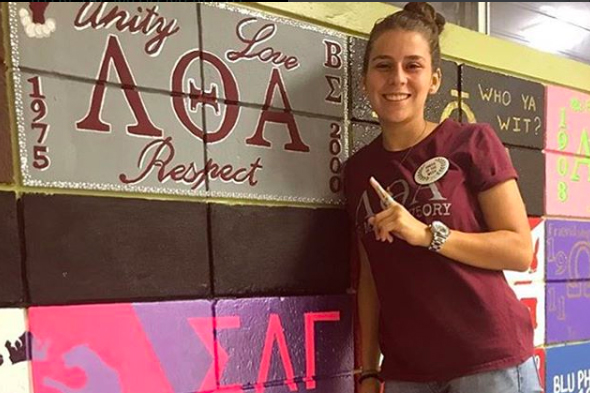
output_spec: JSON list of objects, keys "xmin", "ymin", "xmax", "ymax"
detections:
[{"xmin": 363, "ymin": 29, "xmax": 441, "ymax": 127}]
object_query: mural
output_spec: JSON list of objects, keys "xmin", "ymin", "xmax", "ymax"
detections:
[
  {"xmin": 9, "ymin": 2, "xmax": 348, "ymax": 204},
  {"xmin": 1, "ymin": 2, "xmax": 590, "ymax": 392},
  {"xmin": 28, "ymin": 297, "xmax": 352, "ymax": 393}
]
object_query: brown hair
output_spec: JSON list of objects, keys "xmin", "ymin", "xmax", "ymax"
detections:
[{"xmin": 362, "ymin": 2, "xmax": 446, "ymax": 75}]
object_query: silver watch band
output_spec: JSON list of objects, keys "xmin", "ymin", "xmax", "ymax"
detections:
[{"xmin": 428, "ymin": 221, "xmax": 449, "ymax": 252}]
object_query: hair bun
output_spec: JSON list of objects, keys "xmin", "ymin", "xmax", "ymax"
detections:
[{"xmin": 403, "ymin": 2, "xmax": 446, "ymax": 34}]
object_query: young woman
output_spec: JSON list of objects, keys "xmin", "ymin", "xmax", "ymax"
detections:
[{"xmin": 344, "ymin": 3, "xmax": 543, "ymax": 393}]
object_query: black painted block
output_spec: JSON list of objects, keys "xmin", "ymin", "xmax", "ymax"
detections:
[
  {"xmin": 461, "ymin": 65, "xmax": 545, "ymax": 149},
  {"xmin": 23, "ymin": 194, "xmax": 210, "ymax": 304},
  {"xmin": 0, "ymin": 192, "xmax": 23, "ymax": 304},
  {"xmin": 507, "ymin": 146, "xmax": 545, "ymax": 216},
  {"xmin": 211, "ymin": 204, "xmax": 350, "ymax": 296}
]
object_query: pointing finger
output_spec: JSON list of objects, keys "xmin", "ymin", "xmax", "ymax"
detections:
[{"xmin": 369, "ymin": 176, "xmax": 399, "ymax": 208}]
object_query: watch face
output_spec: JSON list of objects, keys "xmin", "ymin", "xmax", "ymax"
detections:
[{"xmin": 432, "ymin": 221, "xmax": 449, "ymax": 236}]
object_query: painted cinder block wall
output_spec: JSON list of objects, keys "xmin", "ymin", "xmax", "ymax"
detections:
[
  {"xmin": 0, "ymin": 2, "xmax": 589, "ymax": 393},
  {"xmin": 3, "ymin": 2, "xmax": 356, "ymax": 393}
]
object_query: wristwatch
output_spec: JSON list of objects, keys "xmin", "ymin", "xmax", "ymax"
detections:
[{"xmin": 428, "ymin": 220, "xmax": 450, "ymax": 252}]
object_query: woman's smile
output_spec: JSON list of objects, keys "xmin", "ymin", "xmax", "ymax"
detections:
[{"xmin": 382, "ymin": 93, "xmax": 412, "ymax": 102}]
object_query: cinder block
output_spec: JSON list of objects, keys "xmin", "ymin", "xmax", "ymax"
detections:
[
  {"xmin": 211, "ymin": 204, "xmax": 350, "ymax": 296},
  {"xmin": 23, "ymin": 194, "xmax": 210, "ymax": 304},
  {"xmin": 461, "ymin": 65, "xmax": 544, "ymax": 149},
  {"xmin": 215, "ymin": 295, "xmax": 353, "ymax": 389}
]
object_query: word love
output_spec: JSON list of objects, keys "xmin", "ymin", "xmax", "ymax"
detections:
[
  {"xmin": 119, "ymin": 136, "xmax": 263, "ymax": 190},
  {"xmin": 74, "ymin": 2, "xmax": 180, "ymax": 56},
  {"xmin": 227, "ymin": 17, "xmax": 300, "ymax": 70}
]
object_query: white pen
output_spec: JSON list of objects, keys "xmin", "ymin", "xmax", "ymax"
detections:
[{"xmin": 369, "ymin": 176, "xmax": 396, "ymax": 207}]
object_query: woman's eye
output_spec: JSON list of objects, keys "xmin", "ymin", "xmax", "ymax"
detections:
[
  {"xmin": 407, "ymin": 63, "xmax": 422, "ymax": 70},
  {"xmin": 375, "ymin": 63, "xmax": 390, "ymax": 69}
]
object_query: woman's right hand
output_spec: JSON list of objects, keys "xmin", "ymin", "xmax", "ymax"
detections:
[{"xmin": 359, "ymin": 378, "xmax": 382, "ymax": 393}]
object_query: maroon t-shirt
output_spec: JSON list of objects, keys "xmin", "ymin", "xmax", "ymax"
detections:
[{"xmin": 344, "ymin": 119, "xmax": 534, "ymax": 382}]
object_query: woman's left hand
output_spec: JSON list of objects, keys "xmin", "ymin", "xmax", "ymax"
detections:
[
  {"xmin": 368, "ymin": 178, "xmax": 431, "ymax": 247},
  {"xmin": 368, "ymin": 199, "xmax": 431, "ymax": 246}
]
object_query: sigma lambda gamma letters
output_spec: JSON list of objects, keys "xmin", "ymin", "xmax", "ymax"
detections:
[
  {"xmin": 15, "ymin": 3, "xmax": 346, "ymax": 202},
  {"xmin": 27, "ymin": 298, "xmax": 353, "ymax": 393}
]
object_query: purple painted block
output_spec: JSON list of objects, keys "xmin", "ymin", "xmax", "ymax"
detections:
[
  {"xmin": 133, "ymin": 301, "xmax": 215, "ymax": 393},
  {"xmin": 215, "ymin": 295, "xmax": 353, "ymax": 390},
  {"xmin": 546, "ymin": 281, "xmax": 590, "ymax": 343},
  {"xmin": 546, "ymin": 219, "xmax": 590, "ymax": 281}
]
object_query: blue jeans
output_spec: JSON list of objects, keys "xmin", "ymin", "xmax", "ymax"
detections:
[{"xmin": 384, "ymin": 356, "xmax": 543, "ymax": 393}]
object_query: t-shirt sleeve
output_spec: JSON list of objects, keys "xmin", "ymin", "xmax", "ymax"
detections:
[{"xmin": 468, "ymin": 124, "xmax": 518, "ymax": 193}]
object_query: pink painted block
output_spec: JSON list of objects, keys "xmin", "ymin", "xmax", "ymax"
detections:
[
  {"xmin": 29, "ymin": 302, "xmax": 214, "ymax": 393},
  {"xmin": 546, "ymin": 85, "xmax": 590, "ymax": 155},
  {"xmin": 545, "ymin": 151, "xmax": 590, "ymax": 218}
]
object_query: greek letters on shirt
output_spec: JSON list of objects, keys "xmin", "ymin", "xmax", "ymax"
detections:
[{"xmin": 355, "ymin": 174, "xmax": 452, "ymax": 236}]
